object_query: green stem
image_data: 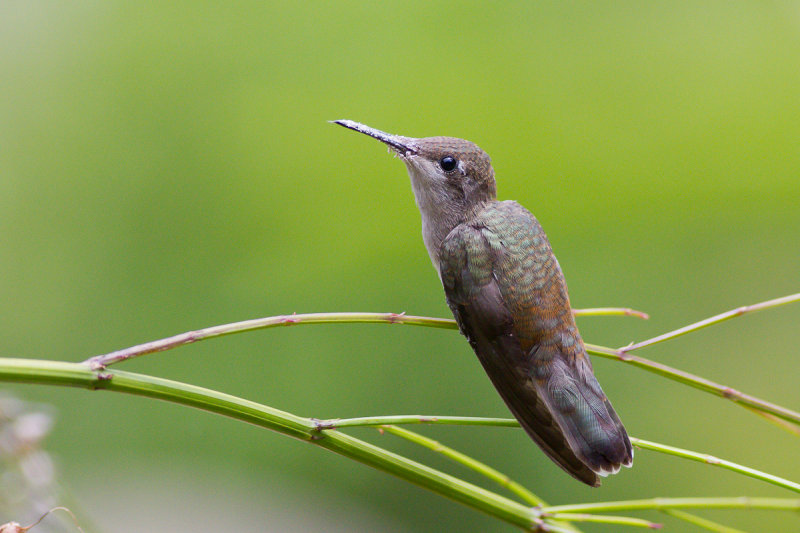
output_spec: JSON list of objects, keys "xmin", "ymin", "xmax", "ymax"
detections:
[
  {"xmin": 620, "ymin": 293, "xmax": 800, "ymax": 352},
  {"xmin": 0, "ymin": 358, "xmax": 537, "ymax": 530},
  {"xmin": 660, "ymin": 509, "xmax": 745, "ymax": 533},
  {"xmin": 587, "ymin": 343, "xmax": 800, "ymax": 427},
  {"xmin": 629, "ymin": 437, "xmax": 800, "ymax": 493},
  {"xmin": 315, "ymin": 415, "xmax": 519, "ymax": 429},
  {"xmin": 544, "ymin": 513, "xmax": 661, "ymax": 529},
  {"xmin": 378, "ymin": 426, "xmax": 587, "ymax": 533},
  {"xmin": 574, "ymin": 307, "xmax": 649, "ymax": 320},
  {"xmin": 84, "ymin": 312, "xmax": 457, "ymax": 368},
  {"xmin": 741, "ymin": 405, "xmax": 800, "ymax": 436},
  {"xmin": 542, "ymin": 496, "xmax": 800, "ymax": 514},
  {"xmin": 380, "ymin": 425, "xmax": 545, "ymax": 507},
  {"xmin": 84, "ymin": 307, "xmax": 646, "ymax": 368}
]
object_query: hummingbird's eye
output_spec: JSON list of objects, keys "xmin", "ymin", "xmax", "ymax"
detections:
[{"xmin": 439, "ymin": 156, "xmax": 457, "ymax": 172}]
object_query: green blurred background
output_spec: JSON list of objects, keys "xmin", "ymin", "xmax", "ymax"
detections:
[{"xmin": 1, "ymin": 2, "xmax": 798, "ymax": 531}]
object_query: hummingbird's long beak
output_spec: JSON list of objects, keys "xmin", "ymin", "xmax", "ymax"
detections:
[{"xmin": 331, "ymin": 120, "xmax": 417, "ymax": 156}]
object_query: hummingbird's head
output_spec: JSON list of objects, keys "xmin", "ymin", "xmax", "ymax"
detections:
[
  {"xmin": 332, "ymin": 120, "xmax": 497, "ymax": 214},
  {"xmin": 333, "ymin": 119, "xmax": 498, "ymax": 271}
]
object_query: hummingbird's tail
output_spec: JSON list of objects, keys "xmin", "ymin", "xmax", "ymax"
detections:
[
  {"xmin": 477, "ymin": 335, "xmax": 633, "ymax": 486},
  {"xmin": 539, "ymin": 373, "xmax": 634, "ymax": 480}
]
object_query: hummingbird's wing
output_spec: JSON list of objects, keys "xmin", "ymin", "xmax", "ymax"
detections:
[{"xmin": 439, "ymin": 202, "xmax": 632, "ymax": 486}]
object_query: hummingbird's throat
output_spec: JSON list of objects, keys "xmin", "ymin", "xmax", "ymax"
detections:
[{"xmin": 404, "ymin": 160, "xmax": 469, "ymax": 274}]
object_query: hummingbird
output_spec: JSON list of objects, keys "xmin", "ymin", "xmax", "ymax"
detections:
[{"xmin": 333, "ymin": 120, "xmax": 632, "ymax": 486}]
